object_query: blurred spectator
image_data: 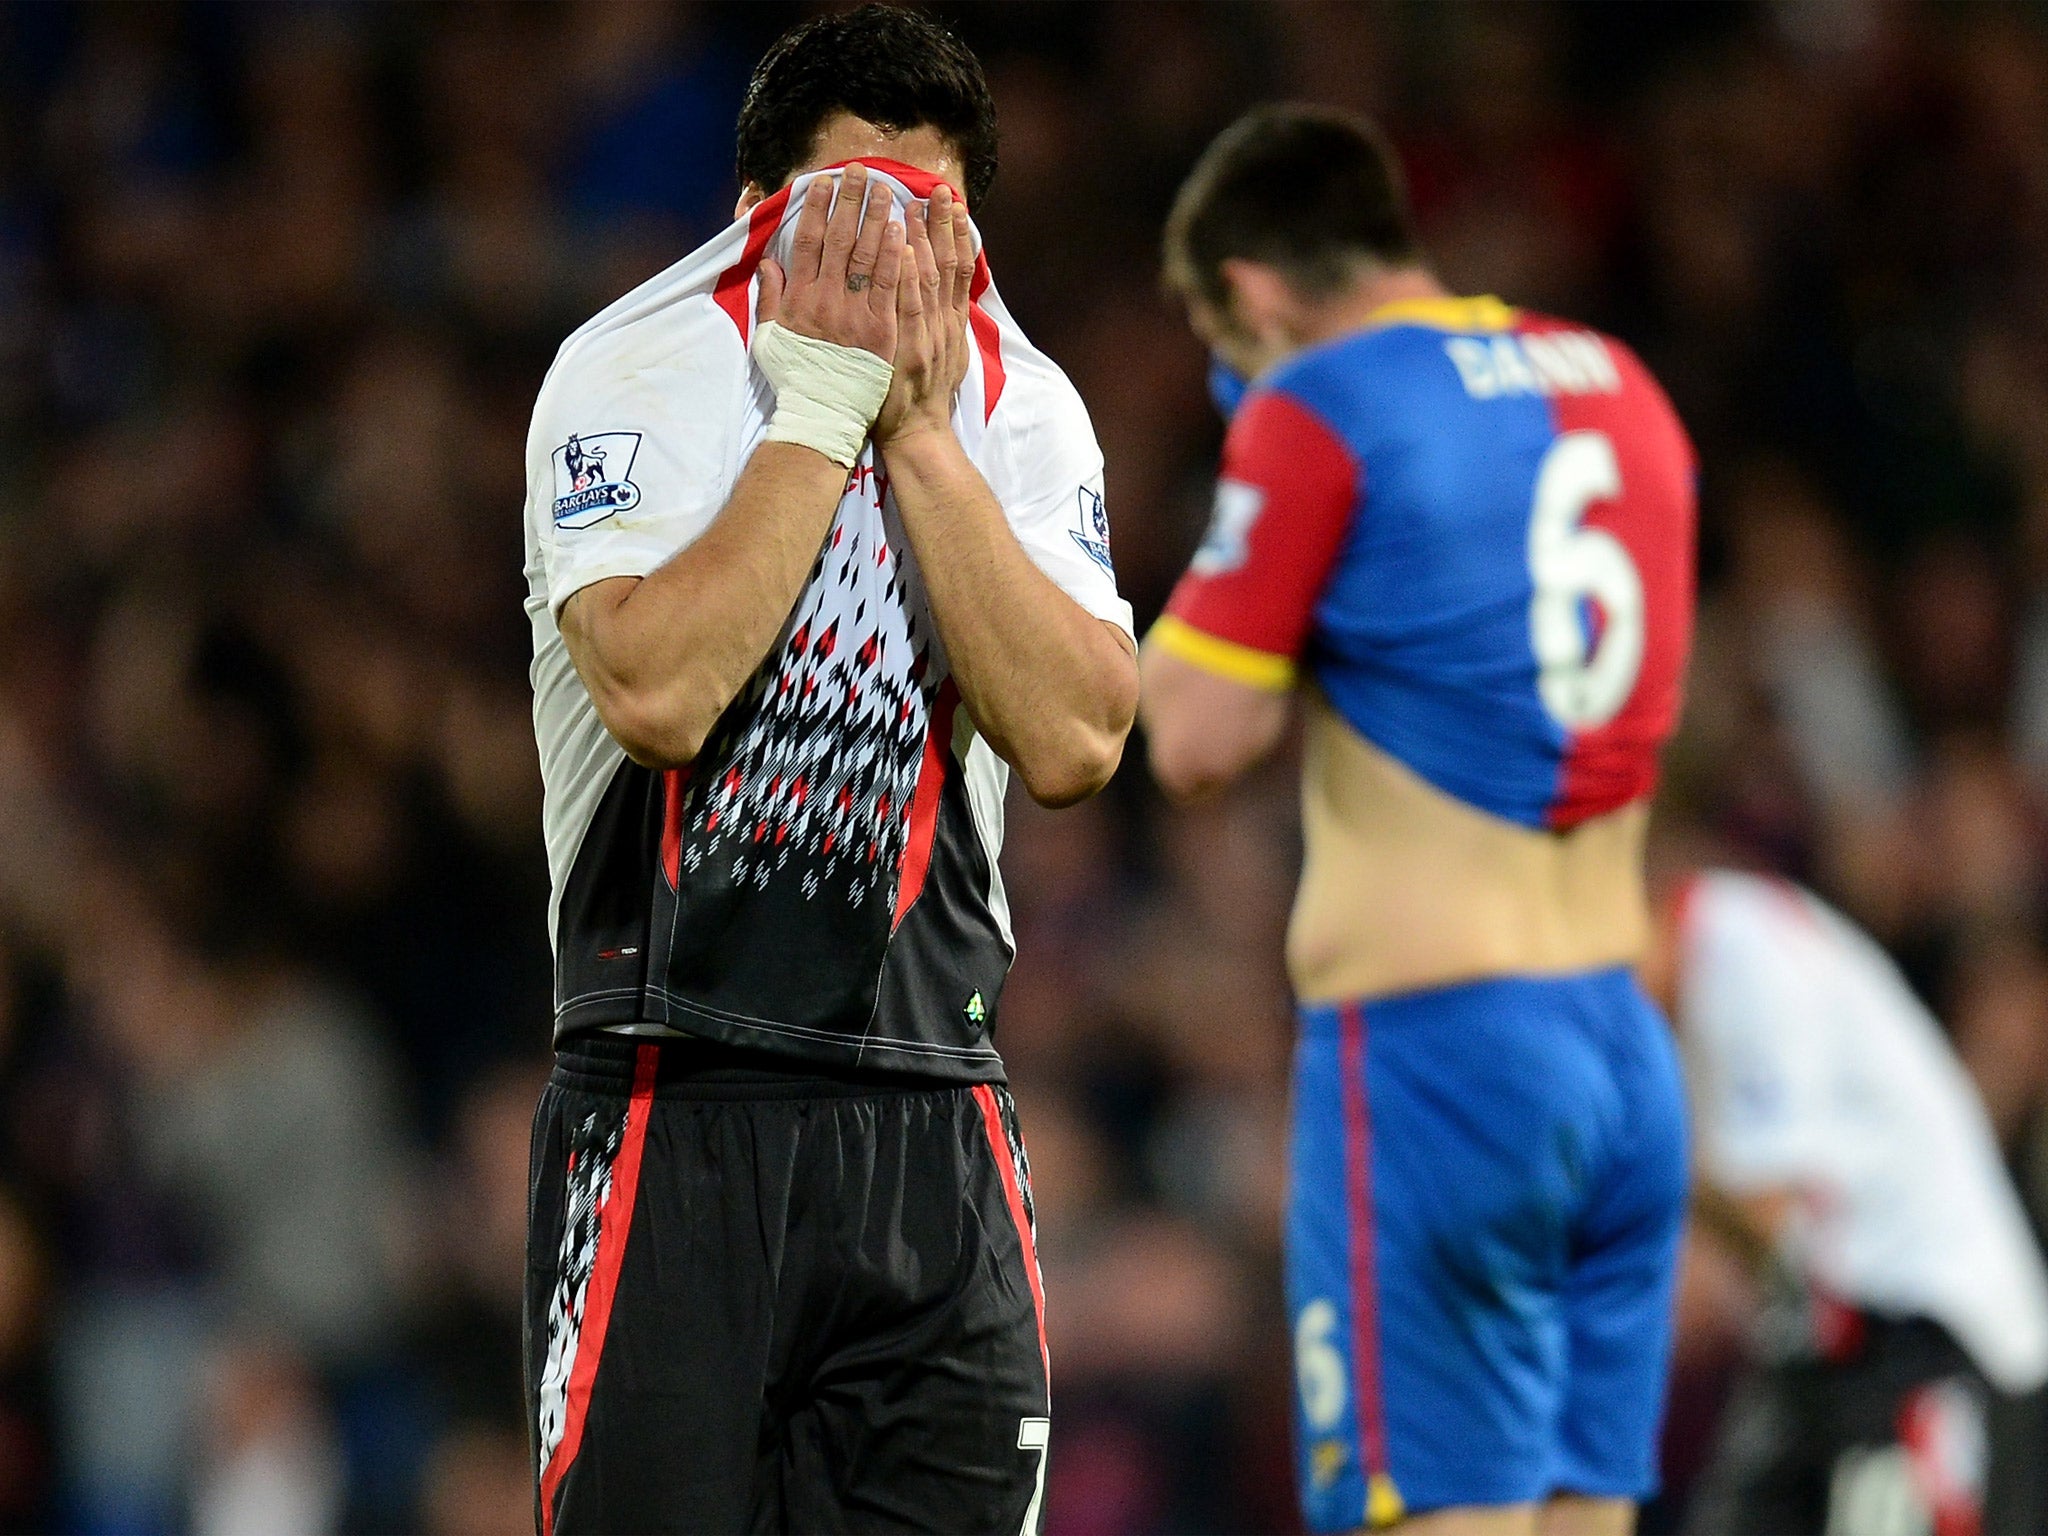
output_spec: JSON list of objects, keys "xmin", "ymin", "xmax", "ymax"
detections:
[
  {"xmin": 191, "ymin": 1338, "xmax": 344, "ymax": 1536},
  {"xmin": 416, "ymin": 1420, "xmax": 531, "ymax": 1536}
]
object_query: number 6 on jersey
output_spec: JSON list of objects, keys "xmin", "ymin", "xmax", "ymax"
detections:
[{"xmin": 1528, "ymin": 430, "xmax": 1643, "ymax": 731}]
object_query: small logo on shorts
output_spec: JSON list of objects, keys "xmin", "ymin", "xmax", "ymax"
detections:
[
  {"xmin": 1310, "ymin": 1438, "xmax": 1347, "ymax": 1491},
  {"xmin": 552, "ymin": 432, "xmax": 643, "ymax": 529},
  {"xmin": 964, "ymin": 991, "xmax": 987, "ymax": 1025},
  {"xmin": 1069, "ymin": 486, "xmax": 1114, "ymax": 574},
  {"xmin": 1367, "ymin": 1473, "xmax": 1406, "ymax": 1528},
  {"xmin": 1295, "ymin": 1298, "xmax": 1348, "ymax": 1433}
]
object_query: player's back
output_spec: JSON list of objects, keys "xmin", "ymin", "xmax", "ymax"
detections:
[
  {"xmin": 1291, "ymin": 298, "xmax": 1693, "ymax": 826},
  {"xmin": 1161, "ymin": 296, "xmax": 1696, "ymax": 1002}
]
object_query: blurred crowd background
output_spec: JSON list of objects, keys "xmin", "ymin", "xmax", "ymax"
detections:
[{"xmin": 0, "ymin": 1, "xmax": 2046, "ymax": 1532}]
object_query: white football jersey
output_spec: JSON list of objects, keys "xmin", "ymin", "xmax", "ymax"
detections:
[
  {"xmin": 1679, "ymin": 870, "xmax": 2048, "ymax": 1392},
  {"xmin": 523, "ymin": 159, "xmax": 1130, "ymax": 1076}
]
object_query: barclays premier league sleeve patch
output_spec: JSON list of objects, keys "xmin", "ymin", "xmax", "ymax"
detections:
[
  {"xmin": 1069, "ymin": 485, "xmax": 1114, "ymax": 574},
  {"xmin": 552, "ymin": 432, "xmax": 643, "ymax": 529}
]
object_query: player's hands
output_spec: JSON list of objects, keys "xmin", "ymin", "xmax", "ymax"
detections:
[
  {"xmin": 756, "ymin": 163, "xmax": 904, "ymax": 361},
  {"xmin": 874, "ymin": 183, "xmax": 975, "ymax": 447}
]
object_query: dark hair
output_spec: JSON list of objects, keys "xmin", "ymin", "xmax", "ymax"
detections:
[
  {"xmin": 1163, "ymin": 104, "xmax": 1419, "ymax": 309},
  {"xmin": 735, "ymin": 5, "xmax": 998, "ymax": 206}
]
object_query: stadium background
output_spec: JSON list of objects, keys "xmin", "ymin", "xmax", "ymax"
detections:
[{"xmin": 0, "ymin": 0, "xmax": 2045, "ymax": 1531}]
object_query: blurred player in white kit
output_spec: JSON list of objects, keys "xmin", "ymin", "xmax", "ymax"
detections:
[{"xmin": 1646, "ymin": 866, "xmax": 2048, "ymax": 1536}]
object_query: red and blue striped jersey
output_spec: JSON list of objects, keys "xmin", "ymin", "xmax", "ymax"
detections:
[{"xmin": 1154, "ymin": 296, "xmax": 1696, "ymax": 830}]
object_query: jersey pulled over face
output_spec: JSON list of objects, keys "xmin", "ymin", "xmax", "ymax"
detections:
[
  {"xmin": 1157, "ymin": 296, "xmax": 1697, "ymax": 832},
  {"xmin": 522, "ymin": 161, "xmax": 1131, "ymax": 1078}
]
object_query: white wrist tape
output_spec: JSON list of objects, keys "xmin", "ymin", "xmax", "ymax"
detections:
[{"xmin": 751, "ymin": 320, "xmax": 894, "ymax": 468}]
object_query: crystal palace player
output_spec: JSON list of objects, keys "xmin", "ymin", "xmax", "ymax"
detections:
[
  {"xmin": 519, "ymin": 10, "xmax": 1135, "ymax": 1533},
  {"xmin": 1142, "ymin": 108, "xmax": 1697, "ymax": 1535}
]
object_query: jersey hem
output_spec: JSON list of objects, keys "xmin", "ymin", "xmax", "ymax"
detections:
[
  {"xmin": 1295, "ymin": 962, "xmax": 1643, "ymax": 1016},
  {"xmin": 553, "ymin": 990, "xmax": 1007, "ymax": 1084},
  {"xmin": 1147, "ymin": 614, "xmax": 1295, "ymax": 691}
]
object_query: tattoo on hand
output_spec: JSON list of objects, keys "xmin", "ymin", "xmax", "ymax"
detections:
[{"xmin": 845, "ymin": 272, "xmax": 870, "ymax": 293}]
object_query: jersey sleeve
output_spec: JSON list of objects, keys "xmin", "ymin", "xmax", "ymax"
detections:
[
  {"xmin": 1151, "ymin": 388, "xmax": 1360, "ymax": 691},
  {"xmin": 528, "ymin": 321, "xmax": 741, "ymax": 620},
  {"xmin": 987, "ymin": 369, "xmax": 1134, "ymax": 638},
  {"xmin": 1683, "ymin": 897, "xmax": 1836, "ymax": 1193}
]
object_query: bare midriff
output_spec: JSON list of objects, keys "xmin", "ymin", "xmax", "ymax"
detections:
[{"xmin": 1289, "ymin": 695, "xmax": 1649, "ymax": 1005}]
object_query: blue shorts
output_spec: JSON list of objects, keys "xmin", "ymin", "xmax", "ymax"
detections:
[{"xmin": 1286, "ymin": 969, "xmax": 1688, "ymax": 1529}]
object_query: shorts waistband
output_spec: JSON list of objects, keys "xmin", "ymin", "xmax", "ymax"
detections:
[
  {"xmin": 1297, "ymin": 964, "xmax": 1641, "ymax": 1024},
  {"xmin": 550, "ymin": 1031, "xmax": 966, "ymax": 1100}
]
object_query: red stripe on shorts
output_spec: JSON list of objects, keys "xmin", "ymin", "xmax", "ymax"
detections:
[
  {"xmin": 1339, "ymin": 1003, "xmax": 1391, "ymax": 1482},
  {"xmin": 973, "ymin": 1083, "xmax": 1049, "ymax": 1386},
  {"xmin": 538, "ymin": 1045, "xmax": 659, "ymax": 1536}
]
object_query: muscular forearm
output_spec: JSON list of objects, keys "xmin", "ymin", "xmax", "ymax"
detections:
[
  {"xmin": 563, "ymin": 442, "xmax": 847, "ymax": 767},
  {"xmin": 884, "ymin": 430, "xmax": 1137, "ymax": 805}
]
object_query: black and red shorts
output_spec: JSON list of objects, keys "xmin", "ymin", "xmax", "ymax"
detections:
[
  {"xmin": 1682, "ymin": 1312, "xmax": 2000, "ymax": 1535},
  {"xmin": 524, "ymin": 1035, "xmax": 1051, "ymax": 1535}
]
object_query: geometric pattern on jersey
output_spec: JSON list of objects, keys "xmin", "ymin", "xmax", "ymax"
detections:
[
  {"xmin": 554, "ymin": 455, "xmax": 1009, "ymax": 1077},
  {"xmin": 678, "ymin": 499, "xmax": 928, "ymax": 911}
]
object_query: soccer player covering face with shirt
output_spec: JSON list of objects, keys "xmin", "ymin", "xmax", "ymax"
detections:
[
  {"xmin": 1141, "ymin": 107, "xmax": 1698, "ymax": 1535},
  {"xmin": 519, "ymin": 9, "xmax": 1136, "ymax": 1533}
]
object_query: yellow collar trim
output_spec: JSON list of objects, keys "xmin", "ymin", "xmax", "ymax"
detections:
[{"xmin": 1362, "ymin": 295, "xmax": 1517, "ymax": 333}]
